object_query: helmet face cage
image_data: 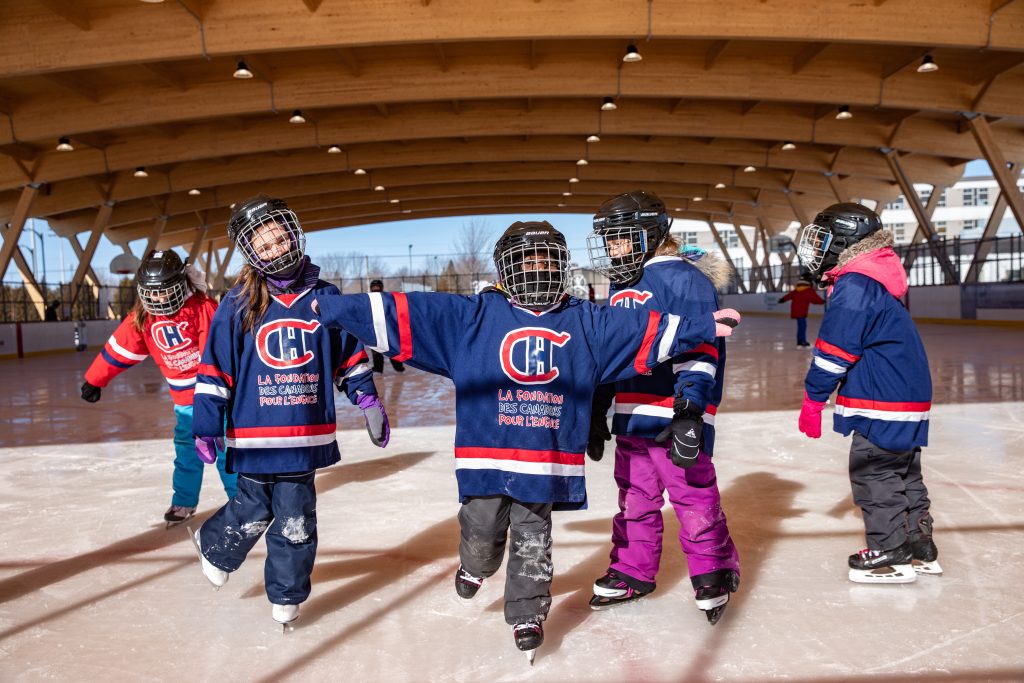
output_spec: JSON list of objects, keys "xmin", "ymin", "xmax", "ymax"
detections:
[
  {"xmin": 796, "ymin": 223, "xmax": 835, "ymax": 273},
  {"xmin": 587, "ymin": 223, "xmax": 660, "ymax": 284},
  {"xmin": 234, "ymin": 207, "xmax": 306, "ymax": 276},
  {"xmin": 137, "ymin": 278, "xmax": 190, "ymax": 316},
  {"xmin": 496, "ymin": 240, "xmax": 570, "ymax": 309}
]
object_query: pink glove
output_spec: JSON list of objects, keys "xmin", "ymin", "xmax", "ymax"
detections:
[
  {"xmin": 195, "ymin": 436, "xmax": 224, "ymax": 464},
  {"xmin": 798, "ymin": 393, "xmax": 827, "ymax": 439},
  {"xmin": 713, "ymin": 309, "xmax": 742, "ymax": 337}
]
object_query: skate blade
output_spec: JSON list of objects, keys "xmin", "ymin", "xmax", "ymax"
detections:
[
  {"xmin": 848, "ymin": 564, "xmax": 917, "ymax": 584},
  {"xmin": 704, "ymin": 605, "xmax": 727, "ymax": 626},
  {"xmin": 525, "ymin": 648, "xmax": 536, "ymax": 665},
  {"xmin": 186, "ymin": 525, "xmax": 225, "ymax": 590},
  {"xmin": 589, "ymin": 593, "xmax": 645, "ymax": 611},
  {"xmin": 694, "ymin": 593, "xmax": 729, "ymax": 611},
  {"xmin": 913, "ymin": 559, "xmax": 943, "ymax": 575}
]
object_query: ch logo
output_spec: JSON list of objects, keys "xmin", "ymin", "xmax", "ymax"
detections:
[
  {"xmin": 255, "ymin": 319, "xmax": 321, "ymax": 369},
  {"xmin": 610, "ymin": 289, "xmax": 653, "ymax": 309},
  {"xmin": 151, "ymin": 321, "xmax": 191, "ymax": 353},
  {"xmin": 500, "ymin": 327, "xmax": 571, "ymax": 385}
]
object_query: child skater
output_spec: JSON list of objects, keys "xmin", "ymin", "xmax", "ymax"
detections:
[
  {"xmin": 796, "ymin": 202, "xmax": 940, "ymax": 584},
  {"xmin": 81, "ymin": 250, "xmax": 236, "ymax": 528},
  {"xmin": 778, "ymin": 276, "xmax": 824, "ymax": 347},
  {"xmin": 584, "ymin": 190, "xmax": 741, "ymax": 625},
  {"xmin": 189, "ymin": 196, "xmax": 390, "ymax": 628},
  {"xmin": 309, "ymin": 221, "xmax": 741, "ymax": 662}
]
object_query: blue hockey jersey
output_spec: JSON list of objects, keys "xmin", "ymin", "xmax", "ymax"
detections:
[
  {"xmin": 804, "ymin": 245, "xmax": 931, "ymax": 452},
  {"xmin": 315, "ymin": 290, "xmax": 719, "ymax": 509},
  {"xmin": 606, "ymin": 255, "xmax": 726, "ymax": 455},
  {"xmin": 192, "ymin": 280, "xmax": 376, "ymax": 474}
]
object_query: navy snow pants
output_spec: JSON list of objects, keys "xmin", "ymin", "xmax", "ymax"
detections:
[{"xmin": 199, "ymin": 471, "xmax": 318, "ymax": 605}]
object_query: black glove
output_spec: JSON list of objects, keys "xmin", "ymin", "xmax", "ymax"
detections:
[
  {"xmin": 586, "ymin": 417, "xmax": 611, "ymax": 461},
  {"xmin": 655, "ymin": 398, "xmax": 703, "ymax": 468},
  {"xmin": 80, "ymin": 381, "xmax": 101, "ymax": 403}
]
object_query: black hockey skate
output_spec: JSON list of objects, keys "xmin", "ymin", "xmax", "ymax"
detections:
[
  {"xmin": 513, "ymin": 621, "xmax": 543, "ymax": 665},
  {"xmin": 692, "ymin": 569, "xmax": 740, "ymax": 625},
  {"xmin": 848, "ymin": 541, "xmax": 916, "ymax": 584},
  {"xmin": 589, "ymin": 569, "xmax": 655, "ymax": 610},
  {"xmin": 909, "ymin": 517, "xmax": 942, "ymax": 576},
  {"xmin": 454, "ymin": 565, "xmax": 484, "ymax": 599},
  {"xmin": 164, "ymin": 505, "xmax": 195, "ymax": 529}
]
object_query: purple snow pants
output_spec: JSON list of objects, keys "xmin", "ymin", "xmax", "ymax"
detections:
[{"xmin": 608, "ymin": 435, "xmax": 739, "ymax": 584}]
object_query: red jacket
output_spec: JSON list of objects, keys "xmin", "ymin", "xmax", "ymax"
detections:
[
  {"xmin": 779, "ymin": 284, "xmax": 824, "ymax": 319},
  {"xmin": 84, "ymin": 293, "xmax": 217, "ymax": 406}
]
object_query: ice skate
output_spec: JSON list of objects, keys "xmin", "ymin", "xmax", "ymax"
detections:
[
  {"xmin": 187, "ymin": 526, "xmax": 228, "ymax": 589},
  {"xmin": 454, "ymin": 565, "xmax": 484, "ymax": 599},
  {"xmin": 589, "ymin": 569, "xmax": 654, "ymax": 610},
  {"xmin": 512, "ymin": 621, "xmax": 543, "ymax": 665},
  {"xmin": 271, "ymin": 603, "xmax": 299, "ymax": 632},
  {"xmin": 164, "ymin": 504, "xmax": 195, "ymax": 529},
  {"xmin": 910, "ymin": 536, "xmax": 942, "ymax": 576},
  {"xmin": 692, "ymin": 569, "xmax": 740, "ymax": 625},
  {"xmin": 848, "ymin": 542, "xmax": 916, "ymax": 584}
]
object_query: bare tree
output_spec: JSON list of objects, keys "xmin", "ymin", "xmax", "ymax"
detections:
[{"xmin": 451, "ymin": 220, "xmax": 493, "ymax": 276}]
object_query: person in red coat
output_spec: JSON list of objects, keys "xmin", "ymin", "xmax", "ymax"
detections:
[{"xmin": 778, "ymin": 277, "xmax": 824, "ymax": 347}]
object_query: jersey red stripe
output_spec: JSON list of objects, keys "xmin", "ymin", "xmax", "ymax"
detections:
[
  {"xmin": 815, "ymin": 338, "xmax": 860, "ymax": 363},
  {"xmin": 614, "ymin": 392, "xmax": 674, "ymax": 407},
  {"xmin": 226, "ymin": 423, "xmax": 337, "ymax": 438},
  {"xmin": 198, "ymin": 363, "xmax": 233, "ymax": 387},
  {"xmin": 393, "ymin": 292, "xmax": 413, "ymax": 362},
  {"xmin": 835, "ymin": 396, "xmax": 931, "ymax": 411},
  {"xmin": 633, "ymin": 310, "xmax": 661, "ymax": 375},
  {"xmin": 455, "ymin": 446, "xmax": 584, "ymax": 466}
]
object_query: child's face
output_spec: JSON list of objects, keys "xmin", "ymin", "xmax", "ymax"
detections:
[
  {"xmin": 522, "ymin": 251, "xmax": 556, "ymax": 272},
  {"xmin": 606, "ymin": 237, "xmax": 634, "ymax": 257},
  {"xmin": 250, "ymin": 220, "xmax": 292, "ymax": 262}
]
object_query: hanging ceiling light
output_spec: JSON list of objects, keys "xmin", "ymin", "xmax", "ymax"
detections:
[
  {"xmin": 562, "ymin": 191, "xmax": 572, "ymax": 196},
  {"xmin": 233, "ymin": 61, "xmax": 254, "ymax": 79},
  {"xmin": 327, "ymin": 145, "xmax": 342, "ymax": 154},
  {"xmin": 917, "ymin": 54, "xmax": 938, "ymax": 73},
  {"xmin": 714, "ymin": 182, "xmax": 727, "ymax": 189},
  {"xmin": 374, "ymin": 185, "xmax": 385, "ymax": 191},
  {"xmin": 133, "ymin": 167, "xmax": 148, "ymax": 178},
  {"xmin": 188, "ymin": 188, "xmax": 201, "ymax": 196},
  {"xmin": 289, "ymin": 110, "xmax": 306, "ymax": 124},
  {"xmin": 354, "ymin": 168, "xmax": 367, "ymax": 175},
  {"xmin": 569, "ymin": 177, "xmax": 579, "ymax": 183},
  {"xmin": 56, "ymin": 136, "xmax": 74, "ymax": 152},
  {"xmin": 402, "ymin": 209, "xmax": 412, "ymax": 214},
  {"xmin": 622, "ymin": 44, "xmax": 643, "ymax": 63},
  {"xmin": 600, "ymin": 97, "xmax": 617, "ymax": 111},
  {"xmin": 836, "ymin": 105, "xmax": 853, "ymax": 120},
  {"xmin": 692, "ymin": 196, "xmax": 703, "ymax": 202},
  {"xmin": 389, "ymin": 198, "xmax": 400, "ymax": 204},
  {"xmin": 576, "ymin": 158, "xmax": 589, "ymax": 166},
  {"xmin": 743, "ymin": 165, "xmax": 756, "ymax": 173},
  {"xmin": 586, "ymin": 134, "xmax": 601, "ymax": 143},
  {"xmin": 557, "ymin": 203, "xmax": 566, "ymax": 207},
  {"xmin": 781, "ymin": 141, "xmax": 796, "ymax": 151}
]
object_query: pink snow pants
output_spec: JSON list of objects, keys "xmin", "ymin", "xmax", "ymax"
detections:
[{"xmin": 608, "ymin": 435, "xmax": 739, "ymax": 584}]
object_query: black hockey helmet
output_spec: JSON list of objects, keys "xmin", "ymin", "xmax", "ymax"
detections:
[
  {"xmin": 369, "ymin": 279, "xmax": 384, "ymax": 292},
  {"xmin": 493, "ymin": 221, "xmax": 570, "ymax": 310},
  {"xmin": 136, "ymin": 249, "xmax": 190, "ymax": 316},
  {"xmin": 587, "ymin": 190, "xmax": 672, "ymax": 285},
  {"xmin": 797, "ymin": 202, "xmax": 882, "ymax": 278},
  {"xmin": 227, "ymin": 195, "xmax": 306, "ymax": 276}
]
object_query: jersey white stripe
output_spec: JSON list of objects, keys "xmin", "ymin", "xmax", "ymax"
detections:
[
  {"xmin": 344, "ymin": 363, "xmax": 371, "ymax": 379},
  {"xmin": 227, "ymin": 432, "xmax": 338, "ymax": 449},
  {"xmin": 194, "ymin": 383, "xmax": 230, "ymax": 399},
  {"xmin": 368, "ymin": 292, "xmax": 389, "ymax": 353},
  {"xmin": 671, "ymin": 360, "xmax": 717, "ymax": 377},
  {"xmin": 614, "ymin": 403, "xmax": 674, "ymax": 419},
  {"xmin": 656, "ymin": 314, "xmax": 681, "ymax": 363},
  {"xmin": 107, "ymin": 336, "xmax": 148, "ymax": 362},
  {"xmin": 165, "ymin": 376, "xmax": 197, "ymax": 387},
  {"xmin": 813, "ymin": 356, "xmax": 848, "ymax": 374},
  {"xmin": 834, "ymin": 405, "xmax": 930, "ymax": 422},
  {"xmin": 454, "ymin": 458, "xmax": 584, "ymax": 477}
]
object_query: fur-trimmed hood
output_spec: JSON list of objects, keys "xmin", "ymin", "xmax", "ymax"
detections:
[
  {"xmin": 679, "ymin": 249, "xmax": 733, "ymax": 292},
  {"xmin": 822, "ymin": 229, "xmax": 907, "ymax": 298}
]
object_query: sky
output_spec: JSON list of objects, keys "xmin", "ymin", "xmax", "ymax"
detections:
[{"xmin": 6, "ymin": 159, "xmax": 997, "ymax": 285}]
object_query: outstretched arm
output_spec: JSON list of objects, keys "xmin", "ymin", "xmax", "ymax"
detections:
[{"xmin": 82, "ymin": 317, "xmax": 149, "ymax": 401}]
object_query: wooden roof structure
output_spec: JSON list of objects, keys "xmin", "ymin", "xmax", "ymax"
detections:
[{"xmin": 2, "ymin": 0, "xmax": 1023, "ymax": 297}]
